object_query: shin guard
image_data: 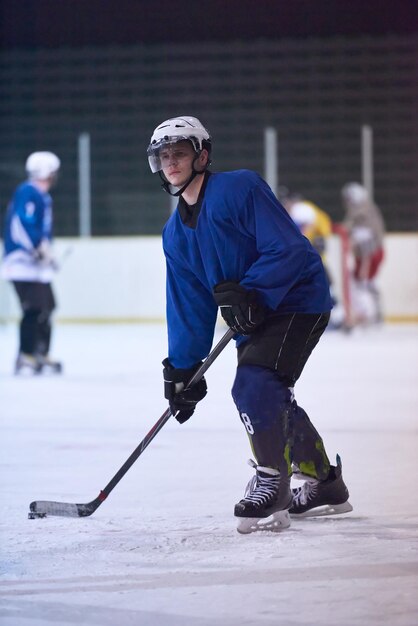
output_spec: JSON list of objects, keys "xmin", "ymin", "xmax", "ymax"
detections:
[{"xmin": 232, "ymin": 365, "xmax": 292, "ymax": 473}]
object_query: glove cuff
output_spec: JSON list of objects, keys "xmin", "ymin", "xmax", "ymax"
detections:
[{"xmin": 213, "ymin": 281, "xmax": 261, "ymax": 308}]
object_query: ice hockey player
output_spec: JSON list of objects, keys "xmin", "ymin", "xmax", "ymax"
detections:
[
  {"xmin": 147, "ymin": 116, "xmax": 352, "ymax": 533},
  {"xmin": 341, "ymin": 182, "xmax": 385, "ymax": 325},
  {"xmin": 1, "ymin": 151, "xmax": 63, "ymax": 374},
  {"xmin": 283, "ymin": 193, "xmax": 346, "ymax": 329}
]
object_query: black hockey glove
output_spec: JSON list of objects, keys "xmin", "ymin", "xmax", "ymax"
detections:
[
  {"xmin": 213, "ymin": 281, "xmax": 265, "ymax": 335},
  {"xmin": 33, "ymin": 240, "xmax": 59, "ymax": 270},
  {"xmin": 162, "ymin": 358, "xmax": 207, "ymax": 424}
]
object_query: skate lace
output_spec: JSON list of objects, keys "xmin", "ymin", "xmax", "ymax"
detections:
[
  {"xmin": 293, "ymin": 479, "xmax": 318, "ymax": 506},
  {"xmin": 243, "ymin": 474, "xmax": 280, "ymax": 507}
]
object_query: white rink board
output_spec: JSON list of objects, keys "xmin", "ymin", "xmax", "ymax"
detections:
[{"xmin": 0, "ymin": 233, "xmax": 417, "ymax": 321}]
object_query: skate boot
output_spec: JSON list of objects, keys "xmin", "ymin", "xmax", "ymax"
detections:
[
  {"xmin": 15, "ymin": 353, "xmax": 42, "ymax": 375},
  {"xmin": 36, "ymin": 354, "xmax": 63, "ymax": 374},
  {"xmin": 235, "ymin": 460, "xmax": 293, "ymax": 534},
  {"xmin": 289, "ymin": 455, "xmax": 353, "ymax": 517}
]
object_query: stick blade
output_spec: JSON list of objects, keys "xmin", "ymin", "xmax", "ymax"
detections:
[{"xmin": 28, "ymin": 498, "xmax": 99, "ymax": 519}]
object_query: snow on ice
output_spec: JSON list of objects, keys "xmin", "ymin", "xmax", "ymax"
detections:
[{"xmin": 1, "ymin": 322, "xmax": 417, "ymax": 625}]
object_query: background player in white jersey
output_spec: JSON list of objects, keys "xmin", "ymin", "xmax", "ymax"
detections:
[
  {"xmin": 1, "ymin": 151, "xmax": 62, "ymax": 374},
  {"xmin": 341, "ymin": 182, "xmax": 386, "ymax": 325},
  {"xmin": 147, "ymin": 116, "xmax": 352, "ymax": 533}
]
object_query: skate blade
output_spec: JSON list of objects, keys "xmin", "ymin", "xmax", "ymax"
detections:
[
  {"xmin": 236, "ymin": 510, "xmax": 291, "ymax": 534},
  {"xmin": 43, "ymin": 366, "xmax": 62, "ymax": 375},
  {"xmin": 15, "ymin": 365, "xmax": 42, "ymax": 376},
  {"xmin": 291, "ymin": 501, "xmax": 353, "ymax": 518},
  {"xmin": 40, "ymin": 362, "xmax": 63, "ymax": 374}
]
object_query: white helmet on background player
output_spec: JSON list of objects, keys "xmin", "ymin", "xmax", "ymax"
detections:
[
  {"xmin": 26, "ymin": 152, "xmax": 61, "ymax": 180},
  {"xmin": 290, "ymin": 202, "xmax": 316, "ymax": 228},
  {"xmin": 341, "ymin": 182, "xmax": 369, "ymax": 205},
  {"xmin": 147, "ymin": 116, "xmax": 211, "ymax": 174}
]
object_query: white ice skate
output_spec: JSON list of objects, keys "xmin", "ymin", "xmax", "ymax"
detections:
[{"xmin": 15, "ymin": 353, "xmax": 42, "ymax": 375}]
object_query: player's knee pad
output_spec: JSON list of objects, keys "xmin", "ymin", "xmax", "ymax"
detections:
[
  {"xmin": 232, "ymin": 364, "xmax": 293, "ymax": 434},
  {"xmin": 22, "ymin": 308, "xmax": 41, "ymax": 323},
  {"xmin": 37, "ymin": 309, "xmax": 52, "ymax": 324}
]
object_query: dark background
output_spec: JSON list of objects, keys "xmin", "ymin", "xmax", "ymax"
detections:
[
  {"xmin": 1, "ymin": 0, "xmax": 417, "ymax": 47},
  {"xmin": 1, "ymin": 1, "xmax": 417, "ymax": 235}
]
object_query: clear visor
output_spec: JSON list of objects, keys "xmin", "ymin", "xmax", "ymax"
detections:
[{"xmin": 147, "ymin": 136, "xmax": 197, "ymax": 173}]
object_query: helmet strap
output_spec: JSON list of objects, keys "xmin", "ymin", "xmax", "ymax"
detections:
[{"xmin": 159, "ymin": 169, "xmax": 199, "ymax": 197}]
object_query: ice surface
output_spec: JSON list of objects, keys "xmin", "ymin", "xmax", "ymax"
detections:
[{"xmin": 1, "ymin": 322, "xmax": 417, "ymax": 626}]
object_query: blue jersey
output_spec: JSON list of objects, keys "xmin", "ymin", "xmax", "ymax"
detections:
[
  {"xmin": 3, "ymin": 181, "xmax": 53, "ymax": 254},
  {"xmin": 1, "ymin": 181, "xmax": 54, "ymax": 282},
  {"xmin": 163, "ymin": 170, "xmax": 332, "ymax": 368}
]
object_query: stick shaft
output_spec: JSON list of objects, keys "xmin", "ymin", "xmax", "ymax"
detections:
[
  {"xmin": 29, "ymin": 327, "xmax": 234, "ymax": 517},
  {"xmin": 100, "ymin": 327, "xmax": 235, "ymax": 498}
]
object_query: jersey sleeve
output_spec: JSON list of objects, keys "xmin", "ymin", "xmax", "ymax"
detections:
[
  {"xmin": 165, "ymin": 250, "xmax": 218, "ymax": 369},
  {"xmin": 12, "ymin": 186, "xmax": 45, "ymax": 249},
  {"xmin": 237, "ymin": 180, "xmax": 310, "ymax": 310}
]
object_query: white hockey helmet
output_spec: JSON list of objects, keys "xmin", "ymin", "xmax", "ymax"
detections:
[
  {"xmin": 26, "ymin": 151, "xmax": 61, "ymax": 180},
  {"xmin": 290, "ymin": 202, "xmax": 316, "ymax": 228},
  {"xmin": 341, "ymin": 182, "xmax": 368, "ymax": 204},
  {"xmin": 147, "ymin": 116, "xmax": 211, "ymax": 173}
]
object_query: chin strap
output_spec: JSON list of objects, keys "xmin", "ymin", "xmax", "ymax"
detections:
[{"xmin": 159, "ymin": 169, "xmax": 200, "ymax": 197}]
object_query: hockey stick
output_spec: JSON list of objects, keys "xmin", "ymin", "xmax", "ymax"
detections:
[
  {"xmin": 56, "ymin": 245, "xmax": 73, "ymax": 269},
  {"xmin": 28, "ymin": 327, "xmax": 235, "ymax": 519}
]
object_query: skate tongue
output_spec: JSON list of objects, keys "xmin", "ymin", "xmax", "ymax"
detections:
[
  {"xmin": 258, "ymin": 465, "xmax": 280, "ymax": 477},
  {"xmin": 246, "ymin": 459, "xmax": 279, "ymax": 476}
]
